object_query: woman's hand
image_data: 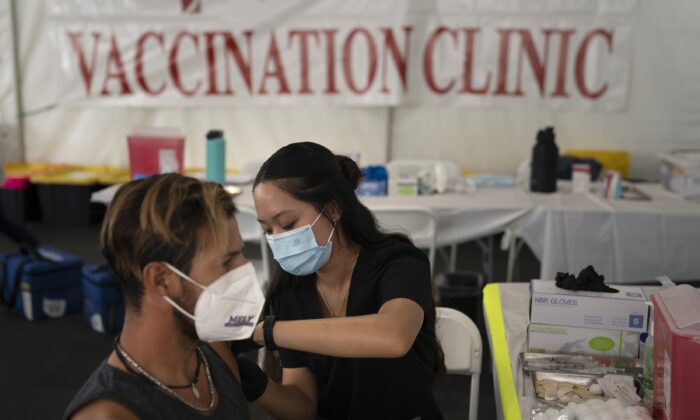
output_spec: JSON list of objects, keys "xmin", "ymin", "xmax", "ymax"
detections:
[{"xmin": 253, "ymin": 321, "xmax": 265, "ymax": 346}]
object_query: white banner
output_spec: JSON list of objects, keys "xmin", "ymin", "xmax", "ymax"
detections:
[{"xmin": 49, "ymin": 0, "xmax": 636, "ymax": 110}]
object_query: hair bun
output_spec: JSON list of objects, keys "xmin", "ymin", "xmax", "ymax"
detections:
[{"xmin": 336, "ymin": 154, "xmax": 363, "ymax": 190}]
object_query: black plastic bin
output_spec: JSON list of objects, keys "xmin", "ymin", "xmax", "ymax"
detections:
[
  {"xmin": 436, "ymin": 271, "xmax": 484, "ymax": 325},
  {"xmin": 0, "ymin": 186, "xmax": 42, "ymax": 223},
  {"xmin": 36, "ymin": 183, "xmax": 105, "ymax": 226}
]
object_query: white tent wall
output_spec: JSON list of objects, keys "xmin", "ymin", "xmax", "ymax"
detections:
[
  {"xmin": 9, "ymin": 0, "xmax": 700, "ymax": 178},
  {"xmin": 390, "ymin": 0, "xmax": 700, "ymax": 180}
]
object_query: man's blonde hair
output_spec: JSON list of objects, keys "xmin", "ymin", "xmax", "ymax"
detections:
[{"xmin": 100, "ymin": 173, "xmax": 236, "ymax": 310}]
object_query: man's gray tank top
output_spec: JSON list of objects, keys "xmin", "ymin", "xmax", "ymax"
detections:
[{"xmin": 63, "ymin": 344, "xmax": 249, "ymax": 419}]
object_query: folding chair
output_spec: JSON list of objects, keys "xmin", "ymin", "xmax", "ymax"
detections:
[
  {"xmin": 371, "ymin": 205, "xmax": 437, "ymax": 277},
  {"xmin": 436, "ymin": 307, "xmax": 483, "ymax": 420}
]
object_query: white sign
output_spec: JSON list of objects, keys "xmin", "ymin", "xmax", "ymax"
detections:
[{"xmin": 49, "ymin": 0, "xmax": 636, "ymax": 110}]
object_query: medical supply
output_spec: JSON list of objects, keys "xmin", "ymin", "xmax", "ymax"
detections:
[
  {"xmin": 602, "ymin": 170, "xmax": 622, "ymax": 199},
  {"xmin": 530, "ymin": 280, "xmax": 649, "ymax": 333},
  {"xmin": 356, "ymin": 165, "xmax": 387, "ymax": 196},
  {"xmin": 520, "ymin": 352, "xmax": 644, "ymax": 377},
  {"xmin": 127, "ymin": 129, "xmax": 184, "ymax": 180},
  {"xmin": 530, "ymin": 398, "xmax": 652, "ymax": 420},
  {"xmin": 390, "ymin": 175, "xmax": 418, "ymax": 196},
  {"xmin": 434, "ymin": 162, "xmax": 450, "ymax": 193},
  {"xmin": 555, "ymin": 266, "xmax": 617, "ymax": 293},
  {"xmin": 650, "ymin": 284, "xmax": 700, "ymax": 420},
  {"xmin": 641, "ymin": 321, "xmax": 654, "ymax": 404},
  {"xmin": 528, "ymin": 324, "xmax": 640, "ymax": 358},
  {"xmin": 163, "ymin": 262, "xmax": 265, "ymax": 342},
  {"xmin": 0, "ymin": 246, "xmax": 83, "ymax": 321},
  {"xmin": 530, "ymin": 126, "xmax": 559, "ymax": 193},
  {"xmin": 660, "ymin": 149, "xmax": 700, "ymax": 199},
  {"xmin": 466, "ymin": 174, "xmax": 516, "ymax": 188},
  {"xmin": 597, "ymin": 374, "xmax": 641, "ymax": 403},
  {"xmin": 205, "ymin": 130, "xmax": 226, "ymax": 185},
  {"xmin": 265, "ymin": 212, "xmax": 334, "ymax": 276},
  {"xmin": 81, "ymin": 263, "xmax": 124, "ymax": 334},
  {"xmin": 417, "ymin": 169, "xmax": 436, "ymax": 195},
  {"xmin": 572, "ymin": 163, "xmax": 592, "ymax": 193},
  {"xmin": 535, "ymin": 377, "xmax": 600, "ymax": 402}
]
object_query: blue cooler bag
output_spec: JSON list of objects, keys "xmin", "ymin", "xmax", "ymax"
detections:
[
  {"xmin": 81, "ymin": 263, "xmax": 124, "ymax": 333},
  {"xmin": 0, "ymin": 247, "xmax": 83, "ymax": 320}
]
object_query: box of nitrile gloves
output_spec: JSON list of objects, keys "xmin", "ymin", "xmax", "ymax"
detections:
[
  {"xmin": 530, "ymin": 280, "xmax": 649, "ymax": 333},
  {"xmin": 528, "ymin": 323, "xmax": 640, "ymax": 357}
]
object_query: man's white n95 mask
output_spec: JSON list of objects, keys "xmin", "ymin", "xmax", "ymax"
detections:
[{"xmin": 162, "ymin": 261, "xmax": 265, "ymax": 342}]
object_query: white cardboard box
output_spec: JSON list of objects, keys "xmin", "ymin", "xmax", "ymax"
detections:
[
  {"xmin": 528, "ymin": 323, "xmax": 640, "ymax": 358},
  {"xmin": 660, "ymin": 150, "xmax": 700, "ymax": 198},
  {"xmin": 530, "ymin": 280, "xmax": 649, "ymax": 333}
]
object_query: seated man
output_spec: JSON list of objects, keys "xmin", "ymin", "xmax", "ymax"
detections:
[{"xmin": 65, "ymin": 173, "xmax": 264, "ymax": 419}]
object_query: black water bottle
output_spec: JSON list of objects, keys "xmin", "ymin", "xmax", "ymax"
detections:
[{"xmin": 530, "ymin": 126, "xmax": 559, "ymax": 193}]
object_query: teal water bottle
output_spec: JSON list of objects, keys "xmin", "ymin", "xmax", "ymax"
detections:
[{"xmin": 206, "ymin": 130, "xmax": 226, "ymax": 185}]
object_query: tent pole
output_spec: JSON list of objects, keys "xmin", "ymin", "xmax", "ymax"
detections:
[
  {"xmin": 385, "ymin": 107, "xmax": 394, "ymax": 164},
  {"xmin": 10, "ymin": 0, "xmax": 24, "ymax": 161}
]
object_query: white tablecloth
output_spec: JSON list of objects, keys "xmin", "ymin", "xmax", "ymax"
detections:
[
  {"xmin": 484, "ymin": 283, "xmax": 663, "ymax": 420},
  {"xmin": 93, "ymin": 181, "xmax": 700, "ymax": 283},
  {"xmin": 516, "ymin": 184, "xmax": 700, "ymax": 283},
  {"xmin": 93, "ymin": 183, "xmax": 535, "ymax": 249}
]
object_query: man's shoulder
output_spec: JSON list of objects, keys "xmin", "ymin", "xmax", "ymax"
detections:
[{"xmin": 70, "ymin": 399, "xmax": 137, "ymax": 420}]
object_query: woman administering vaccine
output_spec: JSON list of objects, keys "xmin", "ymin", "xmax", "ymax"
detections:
[{"xmin": 236, "ymin": 142, "xmax": 445, "ymax": 419}]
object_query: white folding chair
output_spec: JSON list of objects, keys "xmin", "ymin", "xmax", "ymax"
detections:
[
  {"xmin": 371, "ymin": 205, "xmax": 437, "ymax": 277},
  {"xmin": 235, "ymin": 206, "xmax": 270, "ymax": 289},
  {"xmin": 436, "ymin": 307, "xmax": 482, "ymax": 420}
]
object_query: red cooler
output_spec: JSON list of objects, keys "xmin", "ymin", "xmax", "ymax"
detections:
[
  {"xmin": 127, "ymin": 132, "xmax": 184, "ymax": 180},
  {"xmin": 651, "ymin": 284, "xmax": 700, "ymax": 420}
]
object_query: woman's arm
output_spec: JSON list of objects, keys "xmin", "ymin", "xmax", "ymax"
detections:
[
  {"xmin": 254, "ymin": 298, "xmax": 424, "ymax": 358},
  {"xmin": 254, "ymin": 367, "xmax": 318, "ymax": 420}
]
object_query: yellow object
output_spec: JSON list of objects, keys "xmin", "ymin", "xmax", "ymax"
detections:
[
  {"xmin": 31, "ymin": 170, "xmax": 100, "ymax": 186},
  {"xmin": 185, "ymin": 167, "xmax": 241, "ymax": 175},
  {"xmin": 82, "ymin": 166, "xmax": 131, "ymax": 184},
  {"xmin": 563, "ymin": 149, "xmax": 629, "ymax": 178},
  {"xmin": 3, "ymin": 162, "xmax": 76, "ymax": 178},
  {"xmin": 483, "ymin": 283, "xmax": 522, "ymax": 420},
  {"xmin": 4, "ymin": 162, "xmax": 131, "ymax": 185}
]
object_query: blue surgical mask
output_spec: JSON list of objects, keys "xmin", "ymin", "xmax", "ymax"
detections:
[{"xmin": 265, "ymin": 212, "xmax": 334, "ymax": 276}]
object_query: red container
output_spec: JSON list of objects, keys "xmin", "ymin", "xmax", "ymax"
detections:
[
  {"xmin": 2, "ymin": 175, "xmax": 30, "ymax": 190},
  {"xmin": 127, "ymin": 133, "xmax": 184, "ymax": 180},
  {"xmin": 651, "ymin": 284, "xmax": 700, "ymax": 420}
]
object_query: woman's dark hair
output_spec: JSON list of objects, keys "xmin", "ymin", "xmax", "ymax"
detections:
[{"xmin": 254, "ymin": 142, "xmax": 445, "ymax": 378}]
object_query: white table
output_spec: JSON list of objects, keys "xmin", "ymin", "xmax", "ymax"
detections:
[
  {"xmin": 234, "ymin": 185, "xmax": 534, "ymax": 248},
  {"xmin": 93, "ymin": 182, "xmax": 700, "ymax": 284},
  {"xmin": 93, "ymin": 183, "xmax": 533, "ymax": 248},
  {"xmin": 511, "ymin": 184, "xmax": 700, "ymax": 283},
  {"xmin": 92, "ymin": 183, "xmax": 535, "ymax": 279}
]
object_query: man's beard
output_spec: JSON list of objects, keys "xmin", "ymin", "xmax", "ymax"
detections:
[{"xmin": 172, "ymin": 281, "xmax": 200, "ymax": 346}]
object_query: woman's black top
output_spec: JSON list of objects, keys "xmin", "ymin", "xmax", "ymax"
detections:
[{"xmin": 274, "ymin": 237, "xmax": 443, "ymax": 420}]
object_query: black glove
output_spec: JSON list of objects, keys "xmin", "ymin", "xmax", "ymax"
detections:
[
  {"xmin": 236, "ymin": 355, "xmax": 268, "ymax": 401},
  {"xmin": 555, "ymin": 265, "xmax": 618, "ymax": 293}
]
